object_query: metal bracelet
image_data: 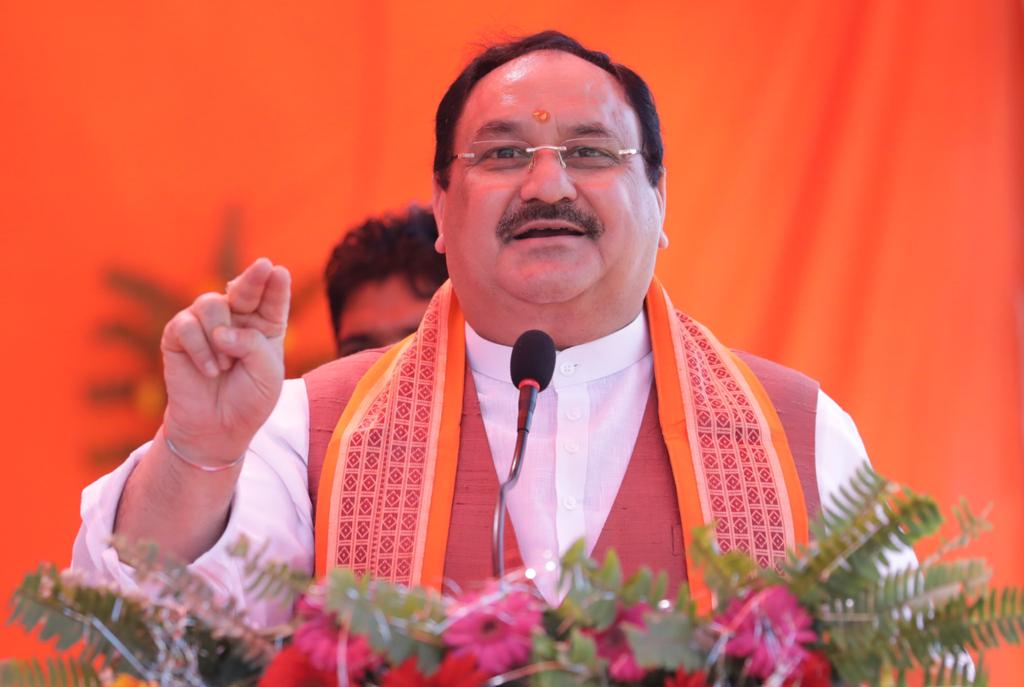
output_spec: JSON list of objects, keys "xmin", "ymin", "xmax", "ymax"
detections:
[{"xmin": 163, "ymin": 434, "xmax": 245, "ymax": 473}]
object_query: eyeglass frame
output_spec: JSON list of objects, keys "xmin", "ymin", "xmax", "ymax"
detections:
[{"xmin": 450, "ymin": 138, "xmax": 640, "ymax": 172}]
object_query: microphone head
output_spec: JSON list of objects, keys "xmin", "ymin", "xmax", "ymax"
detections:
[{"xmin": 510, "ymin": 330, "xmax": 557, "ymax": 392}]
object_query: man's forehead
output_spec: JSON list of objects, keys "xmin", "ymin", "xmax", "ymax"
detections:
[{"xmin": 456, "ymin": 50, "xmax": 639, "ymax": 143}]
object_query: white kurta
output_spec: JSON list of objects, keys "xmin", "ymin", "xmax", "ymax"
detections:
[{"xmin": 73, "ymin": 314, "xmax": 880, "ymax": 624}]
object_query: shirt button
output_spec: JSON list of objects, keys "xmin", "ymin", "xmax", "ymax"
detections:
[
  {"xmin": 566, "ymin": 407, "xmax": 582, "ymax": 421},
  {"xmin": 564, "ymin": 440, "xmax": 580, "ymax": 454},
  {"xmin": 563, "ymin": 496, "xmax": 578, "ymax": 510},
  {"xmin": 559, "ymin": 362, "xmax": 576, "ymax": 376}
]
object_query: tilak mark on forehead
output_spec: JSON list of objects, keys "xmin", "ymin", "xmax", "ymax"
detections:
[{"xmin": 532, "ymin": 109, "xmax": 550, "ymax": 122}]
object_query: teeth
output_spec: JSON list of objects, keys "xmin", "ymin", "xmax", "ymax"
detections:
[{"xmin": 513, "ymin": 226, "xmax": 585, "ymax": 239}]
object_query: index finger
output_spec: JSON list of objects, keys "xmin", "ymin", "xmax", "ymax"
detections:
[
  {"xmin": 226, "ymin": 258, "xmax": 274, "ymax": 315},
  {"xmin": 257, "ymin": 265, "xmax": 291, "ymax": 325}
]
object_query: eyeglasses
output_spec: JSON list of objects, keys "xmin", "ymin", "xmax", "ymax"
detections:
[{"xmin": 453, "ymin": 137, "xmax": 639, "ymax": 173}]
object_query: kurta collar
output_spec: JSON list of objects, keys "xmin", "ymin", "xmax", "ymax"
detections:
[{"xmin": 465, "ymin": 310, "xmax": 651, "ymax": 388}]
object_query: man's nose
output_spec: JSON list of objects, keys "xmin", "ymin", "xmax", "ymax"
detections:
[{"xmin": 519, "ymin": 149, "xmax": 578, "ymax": 205}]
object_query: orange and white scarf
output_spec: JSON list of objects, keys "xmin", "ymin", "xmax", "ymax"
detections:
[{"xmin": 314, "ymin": 278, "xmax": 808, "ymax": 609}]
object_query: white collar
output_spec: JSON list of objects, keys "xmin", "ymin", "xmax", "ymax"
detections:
[{"xmin": 464, "ymin": 311, "xmax": 652, "ymax": 388}]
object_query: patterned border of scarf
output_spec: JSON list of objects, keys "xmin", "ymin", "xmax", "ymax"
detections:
[{"xmin": 315, "ymin": 279, "xmax": 808, "ymax": 610}]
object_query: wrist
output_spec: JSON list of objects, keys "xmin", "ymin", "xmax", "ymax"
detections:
[{"xmin": 159, "ymin": 425, "xmax": 248, "ymax": 472}]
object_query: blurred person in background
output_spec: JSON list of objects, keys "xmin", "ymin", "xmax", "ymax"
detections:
[{"xmin": 325, "ymin": 206, "xmax": 448, "ymax": 357}]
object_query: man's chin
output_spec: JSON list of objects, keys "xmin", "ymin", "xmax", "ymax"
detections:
[{"xmin": 499, "ymin": 275, "xmax": 595, "ymax": 306}]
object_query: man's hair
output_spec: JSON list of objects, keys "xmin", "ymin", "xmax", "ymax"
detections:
[
  {"xmin": 325, "ymin": 205, "xmax": 448, "ymax": 335},
  {"xmin": 433, "ymin": 30, "xmax": 664, "ymax": 189}
]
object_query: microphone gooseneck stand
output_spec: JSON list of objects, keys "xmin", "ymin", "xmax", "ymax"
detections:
[
  {"xmin": 492, "ymin": 329, "xmax": 556, "ymax": 581},
  {"xmin": 492, "ymin": 379, "xmax": 540, "ymax": 580}
]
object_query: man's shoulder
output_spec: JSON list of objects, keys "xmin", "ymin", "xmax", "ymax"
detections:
[
  {"xmin": 730, "ymin": 349, "xmax": 820, "ymax": 420},
  {"xmin": 302, "ymin": 345, "xmax": 392, "ymax": 402},
  {"xmin": 731, "ymin": 349, "xmax": 818, "ymax": 389}
]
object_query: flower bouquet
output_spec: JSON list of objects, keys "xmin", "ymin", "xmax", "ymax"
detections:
[{"xmin": 4, "ymin": 467, "xmax": 1023, "ymax": 686}]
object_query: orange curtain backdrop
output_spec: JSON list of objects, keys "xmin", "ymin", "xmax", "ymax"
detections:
[{"xmin": 0, "ymin": 0, "xmax": 1020, "ymax": 676}]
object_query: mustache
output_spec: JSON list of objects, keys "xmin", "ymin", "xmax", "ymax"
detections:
[{"xmin": 496, "ymin": 203, "xmax": 603, "ymax": 243}]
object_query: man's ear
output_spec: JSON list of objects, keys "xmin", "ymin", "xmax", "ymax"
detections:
[
  {"xmin": 432, "ymin": 177, "xmax": 447, "ymax": 254},
  {"xmin": 656, "ymin": 169, "xmax": 669, "ymax": 248}
]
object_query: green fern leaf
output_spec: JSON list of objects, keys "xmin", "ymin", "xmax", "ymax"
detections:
[
  {"xmin": 323, "ymin": 567, "xmax": 446, "ymax": 673},
  {"xmin": 921, "ymin": 654, "xmax": 985, "ymax": 686},
  {"xmin": 0, "ymin": 656, "xmax": 100, "ymax": 687},
  {"xmin": 625, "ymin": 612, "xmax": 701, "ymax": 672},
  {"xmin": 110, "ymin": 537, "xmax": 280, "ymax": 670},
  {"xmin": 8, "ymin": 564, "xmax": 158, "ymax": 672},
  {"xmin": 227, "ymin": 536, "xmax": 312, "ymax": 607},
  {"xmin": 688, "ymin": 524, "xmax": 758, "ymax": 603},
  {"xmin": 786, "ymin": 466, "xmax": 943, "ymax": 605}
]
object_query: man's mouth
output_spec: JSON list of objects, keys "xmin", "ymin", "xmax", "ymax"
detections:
[
  {"xmin": 510, "ymin": 222, "xmax": 591, "ymax": 241},
  {"xmin": 496, "ymin": 204, "xmax": 603, "ymax": 243}
]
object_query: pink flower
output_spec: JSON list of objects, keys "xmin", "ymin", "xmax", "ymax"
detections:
[
  {"xmin": 443, "ymin": 587, "xmax": 542, "ymax": 675},
  {"xmin": 292, "ymin": 595, "xmax": 380, "ymax": 680},
  {"xmin": 340, "ymin": 636, "xmax": 379, "ymax": 682},
  {"xmin": 714, "ymin": 586, "xmax": 817, "ymax": 680},
  {"xmin": 584, "ymin": 602, "xmax": 651, "ymax": 682},
  {"xmin": 294, "ymin": 597, "xmax": 341, "ymax": 672}
]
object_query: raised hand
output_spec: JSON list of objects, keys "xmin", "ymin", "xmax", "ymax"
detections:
[{"xmin": 159, "ymin": 257, "xmax": 291, "ymax": 468}]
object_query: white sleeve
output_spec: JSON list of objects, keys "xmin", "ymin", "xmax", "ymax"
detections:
[
  {"xmin": 70, "ymin": 379, "xmax": 313, "ymax": 628},
  {"xmin": 813, "ymin": 388, "xmax": 917, "ymax": 570},
  {"xmin": 813, "ymin": 389, "xmax": 870, "ymax": 511}
]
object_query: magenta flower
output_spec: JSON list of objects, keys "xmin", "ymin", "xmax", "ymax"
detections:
[
  {"xmin": 294, "ymin": 596, "xmax": 340, "ymax": 672},
  {"xmin": 714, "ymin": 586, "xmax": 817, "ymax": 679},
  {"xmin": 443, "ymin": 587, "xmax": 542, "ymax": 675},
  {"xmin": 584, "ymin": 602, "xmax": 651, "ymax": 682},
  {"xmin": 341, "ymin": 636, "xmax": 379, "ymax": 681},
  {"xmin": 292, "ymin": 595, "xmax": 380, "ymax": 679}
]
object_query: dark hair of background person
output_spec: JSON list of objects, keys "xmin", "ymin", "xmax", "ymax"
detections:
[
  {"xmin": 324, "ymin": 206, "xmax": 448, "ymax": 350},
  {"xmin": 432, "ymin": 30, "xmax": 664, "ymax": 190}
]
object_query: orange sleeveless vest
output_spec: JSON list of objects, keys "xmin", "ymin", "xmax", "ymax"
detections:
[{"xmin": 303, "ymin": 347, "xmax": 819, "ymax": 590}]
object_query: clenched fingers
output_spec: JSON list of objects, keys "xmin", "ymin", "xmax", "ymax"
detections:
[
  {"xmin": 192, "ymin": 292, "xmax": 233, "ymax": 370},
  {"xmin": 226, "ymin": 259, "xmax": 291, "ymax": 337},
  {"xmin": 225, "ymin": 258, "xmax": 273, "ymax": 315},
  {"xmin": 163, "ymin": 309, "xmax": 220, "ymax": 378},
  {"xmin": 210, "ymin": 325, "xmax": 284, "ymax": 392},
  {"xmin": 257, "ymin": 265, "xmax": 291, "ymax": 327}
]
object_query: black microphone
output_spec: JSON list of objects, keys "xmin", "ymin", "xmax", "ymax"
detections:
[{"xmin": 493, "ymin": 330, "xmax": 556, "ymax": 580}]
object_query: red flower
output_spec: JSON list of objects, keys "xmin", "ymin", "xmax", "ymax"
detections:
[
  {"xmin": 443, "ymin": 587, "xmax": 542, "ymax": 675},
  {"xmin": 583, "ymin": 602, "xmax": 651, "ymax": 682},
  {"xmin": 714, "ymin": 586, "xmax": 817, "ymax": 680},
  {"xmin": 431, "ymin": 654, "xmax": 489, "ymax": 687},
  {"xmin": 259, "ymin": 645, "xmax": 337, "ymax": 687},
  {"xmin": 664, "ymin": 667, "xmax": 711, "ymax": 687},
  {"xmin": 381, "ymin": 658, "xmax": 426, "ymax": 687},
  {"xmin": 382, "ymin": 655, "xmax": 487, "ymax": 687},
  {"xmin": 782, "ymin": 651, "xmax": 832, "ymax": 687}
]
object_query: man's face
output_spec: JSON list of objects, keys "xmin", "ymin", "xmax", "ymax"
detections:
[
  {"xmin": 335, "ymin": 275, "xmax": 432, "ymax": 356},
  {"xmin": 434, "ymin": 50, "xmax": 667, "ymax": 342}
]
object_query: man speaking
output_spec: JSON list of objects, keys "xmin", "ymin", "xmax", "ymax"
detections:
[{"xmin": 74, "ymin": 31, "xmax": 872, "ymax": 625}]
